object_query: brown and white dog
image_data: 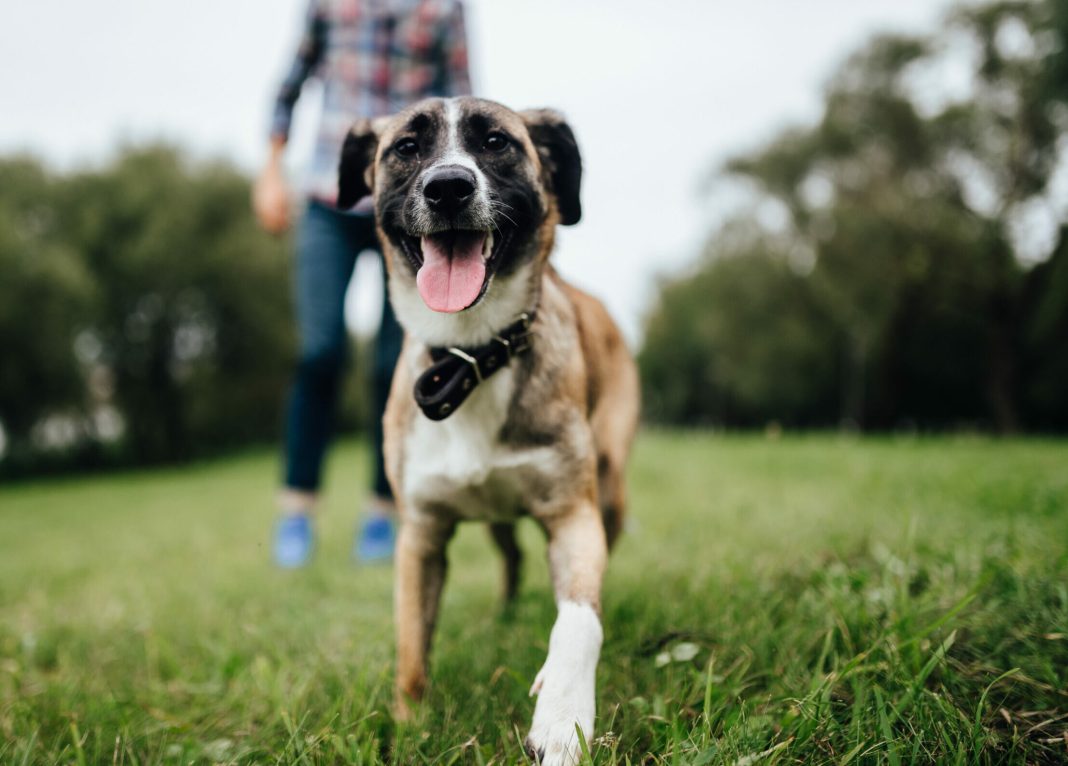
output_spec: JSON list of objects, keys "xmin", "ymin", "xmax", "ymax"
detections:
[{"xmin": 337, "ymin": 96, "xmax": 639, "ymax": 764}]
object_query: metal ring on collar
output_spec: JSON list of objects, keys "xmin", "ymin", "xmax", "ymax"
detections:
[{"xmin": 446, "ymin": 347, "xmax": 483, "ymax": 383}]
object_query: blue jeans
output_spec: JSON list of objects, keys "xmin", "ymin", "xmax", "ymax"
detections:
[{"xmin": 284, "ymin": 200, "xmax": 402, "ymax": 497}]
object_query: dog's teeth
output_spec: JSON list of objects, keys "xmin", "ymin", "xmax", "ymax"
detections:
[{"xmin": 483, "ymin": 232, "xmax": 494, "ymax": 258}]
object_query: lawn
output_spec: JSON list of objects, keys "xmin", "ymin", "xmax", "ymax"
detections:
[{"xmin": 0, "ymin": 432, "xmax": 1066, "ymax": 765}]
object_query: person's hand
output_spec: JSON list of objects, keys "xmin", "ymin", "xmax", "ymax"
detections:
[{"xmin": 253, "ymin": 150, "xmax": 291, "ymax": 235}]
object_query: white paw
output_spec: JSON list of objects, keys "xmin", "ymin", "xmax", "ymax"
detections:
[
  {"xmin": 525, "ymin": 713, "xmax": 588, "ymax": 765},
  {"xmin": 524, "ymin": 601, "xmax": 602, "ymax": 765},
  {"xmin": 526, "ymin": 662, "xmax": 594, "ymax": 764}
]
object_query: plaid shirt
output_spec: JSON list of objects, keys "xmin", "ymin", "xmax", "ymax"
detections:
[{"xmin": 271, "ymin": 0, "xmax": 472, "ymax": 202}]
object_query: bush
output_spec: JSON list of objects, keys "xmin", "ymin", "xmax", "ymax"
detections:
[
  {"xmin": 0, "ymin": 148, "xmax": 300, "ymax": 474},
  {"xmin": 639, "ymin": 0, "xmax": 1068, "ymax": 432}
]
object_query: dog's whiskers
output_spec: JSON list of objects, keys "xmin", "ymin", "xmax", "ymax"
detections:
[{"xmin": 487, "ymin": 201, "xmax": 518, "ymax": 229}]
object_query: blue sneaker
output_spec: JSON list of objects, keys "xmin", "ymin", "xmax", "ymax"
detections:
[
  {"xmin": 354, "ymin": 514, "xmax": 395, "ymax": 562},
  {"xmin": 274, "ymin": 513, "xmax": 314, "ymax": 568}
]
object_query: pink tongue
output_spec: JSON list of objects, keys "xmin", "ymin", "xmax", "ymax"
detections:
[{"xmin": 416, "ymin": 232, "xmax": 487, "ymax": 313}]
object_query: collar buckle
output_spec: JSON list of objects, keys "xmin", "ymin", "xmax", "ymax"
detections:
[{"xmin": 446, "ymin": 346, "xmax": 483, "ymax": 383}]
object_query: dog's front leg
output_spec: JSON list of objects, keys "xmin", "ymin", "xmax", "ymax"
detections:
[
  {"xmin": 394, "ymin": 512, "xmax": 455, "ymax": 719},
  {"xmin": 526, "ymin": 501, "xmax": 607, "ymax": 765}
]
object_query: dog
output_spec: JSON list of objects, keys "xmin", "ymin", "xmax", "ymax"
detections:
[{"xmin": 337, "ymin": 96, "xmax": 639, "ymax": 764}]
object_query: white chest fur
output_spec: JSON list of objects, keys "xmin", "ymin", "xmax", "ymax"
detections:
[{"xmin": 401, "ymin": 365, "xmax": 557, "ymax": 521}]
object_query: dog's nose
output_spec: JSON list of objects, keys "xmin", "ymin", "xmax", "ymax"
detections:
[{"xmin": 422, "ymin": 165, "xmax": 477, "ymax": 218}]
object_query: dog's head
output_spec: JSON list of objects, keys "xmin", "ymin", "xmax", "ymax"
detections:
[{"xmin": 337, "ymin": 97, "xmax": 582, "ymax": 345}]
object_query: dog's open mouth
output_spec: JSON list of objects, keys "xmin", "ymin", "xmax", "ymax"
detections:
[{"xmin": 400, "ymin": 228, "xmax": 511, "ymax": 313}]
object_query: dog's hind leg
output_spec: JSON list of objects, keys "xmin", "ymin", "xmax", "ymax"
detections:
[
  {"xmin": 597, "ymin": 454, "xmax": 627, "ymax": 551},
  {"xmin": 488, "ymin": 522, "xmax": 523, "ymax": 603}
]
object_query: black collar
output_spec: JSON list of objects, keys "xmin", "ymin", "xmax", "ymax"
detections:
[{"xmin": 413, "ymin": 312, "xmax": 535, "ymax": 421}]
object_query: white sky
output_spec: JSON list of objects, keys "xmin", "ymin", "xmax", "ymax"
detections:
[{"xmin": 0, "ymin": 0, "xmax": 961, "ymax": 343}]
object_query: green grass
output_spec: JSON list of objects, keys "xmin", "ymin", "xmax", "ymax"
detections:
[{"xmin": 1, "ymin": 432, "xmax": 1066, "ymax": 765}]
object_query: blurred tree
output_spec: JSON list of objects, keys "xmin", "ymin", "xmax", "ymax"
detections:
[
  {"xmin": 0, "ymin": 147, "xmax": 303, "ymax": 475},
  {"xmin": 58, "ymin": 147, "xmax": 296, "ymax": 463},
  {"xmin": 1018, "ymin": 0, "xmax": 1068, "ymax": 429},
  {"xmin": 641, "ymin": 0, "xmax": 1068, "ymax": 432},
  {"xmin": 0, "ymin": 158, "xmax": 95, "ymax": 457},
  {"xmin": 1021, "ymin": 228, "xmax": 1068, "ymax": 428},
  {"xmin": 640, "ymin": 223, "xmax": 836, "ymax": 426}
]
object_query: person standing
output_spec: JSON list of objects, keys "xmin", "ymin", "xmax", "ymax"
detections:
[{"xmin": 253, "ymin": 0, "xmax": 472, "ymax": 567}]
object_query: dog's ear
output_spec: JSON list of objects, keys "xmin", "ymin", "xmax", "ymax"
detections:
[
  {"xmin": 337, "ymin": 119, "xmax": 382, "ymax": 210},
  {"xmin": 521, "ymin": 109, "xmax": 582, "ymax": 226}
]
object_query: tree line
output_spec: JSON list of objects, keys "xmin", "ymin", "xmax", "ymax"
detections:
[
  {"xmin": 0, "ymin": 148, "xmax": 291, "ymax": 475},
  {"xmin": 0, "ymin": 144, "xmax": 384, "ymax": 474},
  {"xmin": 640, "ymin": 0, "xmax": 1068, "ymax": 432},
  {"xmin": 0, "ymin": 148, "xmax": 369, "ymax": 477}
]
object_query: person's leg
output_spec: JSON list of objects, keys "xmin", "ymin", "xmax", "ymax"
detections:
[
  {"xmin": 371, "ymin": 254, "xmax": 404, "ymax": 499},
  {"xmin": 349, "ymin": 216, "xmax": 405, "ymax": 561},
  {"xmin": 276, "ymin": 201, "xmax": 358, "ymax": 567}
]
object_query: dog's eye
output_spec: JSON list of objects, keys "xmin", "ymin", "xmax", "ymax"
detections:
[
  {"xmin": 393, "ymin": 138, "xmax": 419, "ymax": 158},
  {"xmin": 483, "ymin": 132, "xmax": 509, "ymax": 152}
]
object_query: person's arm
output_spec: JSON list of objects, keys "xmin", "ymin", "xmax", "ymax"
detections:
[
  {"xmin": 440, "ymin": 1, "xmax": 472, "ymax": 97},
  {"xmin": 270, "ymin": 1, "xmax": 327, "ymax": 144},
  {"xmin": 254, "ymin": 1, "xmax": 327, "ymax": 234}
]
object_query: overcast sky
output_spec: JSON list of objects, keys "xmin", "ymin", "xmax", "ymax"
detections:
[{"xmin": 0, "ymin": 0, "xmax": 962, "ymax": 342}]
